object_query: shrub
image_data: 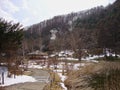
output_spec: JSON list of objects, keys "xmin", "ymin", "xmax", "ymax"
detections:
[{"xmin": 88, "ymin": 62, "xmax": 120, "ymax": 90}]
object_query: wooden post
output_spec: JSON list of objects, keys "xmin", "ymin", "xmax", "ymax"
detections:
[
  {"xmin": 62, "ymin": 64, "xmax": 64, "ymax": 75},
  {"xmin": 0, "ymin": 75, "xmax": 1, "ymax": 84},
  {"xmin": 2, "ymin": 72, "xmax": 4, "ymax": 84}
]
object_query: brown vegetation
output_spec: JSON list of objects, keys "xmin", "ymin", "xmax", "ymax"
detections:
[
  {"xmin": 43, "ymin": 72, "xmax": 62, "ymax": 90},
  {"xmin": 65, "ymin": 61, "xmax": 120, "ymax": 90},
  {"xmin": 65, "ymin": 63, "xmax": 101, "ymax": 90},
  {"xmin": 88, "ymin": 62, "xmax": 120, "ymax": 90}
]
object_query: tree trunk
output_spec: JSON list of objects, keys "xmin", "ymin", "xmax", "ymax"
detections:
[{"xmin": 78, "ymin": 49, "xmax": 82, "ymax": 61}]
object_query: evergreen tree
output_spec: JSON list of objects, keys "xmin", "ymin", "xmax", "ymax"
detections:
[{"xmin": 0, "ymin": 18, "xmax": 23, "ymax": 68}]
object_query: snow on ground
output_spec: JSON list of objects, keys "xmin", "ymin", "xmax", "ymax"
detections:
[
  {"xmin": 28, "ymin": 60, "xmax": 86, "ymax": 71},
  {"xmin": 59, "ymin": 57, "xmax": 79, "ymax": 61},
  {"xmin": 58, "ymin": 73, "xmax": 67, "ymax": 82},
  {"xmin": 50, "ymin": 50, "xmax": 74, "ymax": 58},
  {"xmin": 58, "ymin": 73, "xmax": 67, "ymax": 90},
  {"xmin": 0, "ymin": 66, "xmax": 36, "ymax": 86},
  {"xmin": 60, "ymin": 83, "xmax": 67, "ymax": 90},
  {"xmin": 53, "ymin": 69, "xmax": 62, "ymax": 72},
  {"xmin": 58, "ymin": 55, "xmax": 103, "ymax": 62},
  {"xmin": 28, "ymin": 64, "xmax": 46, "ymax": 69},
  {"xmin": 74, "ymin": 63, "xmax": 85, "ymax": 70},
  {"xmin": 28, "ymin": 61, "xmax": 47, "ymax": 69},
  {"xmin": 27, "ymin": 61, "xmax": 68, "ymax": 90},
  {"xmin": 81, "ymin": 55, "xmax": 104, "ymax": 63},
  {"xmin": 0, "ymin": 75, "xmax": 36, "ymax": 86}
]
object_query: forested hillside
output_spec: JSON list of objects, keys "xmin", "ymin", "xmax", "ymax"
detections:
[{"xmin": 24, "ymin": 0, "xmax": 120, "ymax": 56}]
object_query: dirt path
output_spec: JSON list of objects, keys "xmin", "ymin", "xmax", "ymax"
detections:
[{"xmin": 5, "ymin": 69, "xmax": 50, "ymax": 90}]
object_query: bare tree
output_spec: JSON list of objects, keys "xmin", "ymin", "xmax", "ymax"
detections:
[{"xmin": 68, "ymin": 30, "xmax": 83, "ymax": 61}]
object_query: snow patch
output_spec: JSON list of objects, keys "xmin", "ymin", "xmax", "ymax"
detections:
[
  {"xmin": 59, "ymin": 57, "xmax": 78, "ymax": 61},
  {"xmin": 0, "ymin": 75, "xmax": 36, "ymax": 86},
  {"xmin": 82, "ymin": 55, "xmax": 104, "ymax": 61},
  {"xmin": 60, "ymin": 83, "xmax": 67, "ymax": 90},
  {"xmin": 58, "ymin": 73, "xmax": 67, "ymax": 90},
  {"xmin": 58, "ymin": 73, "xmax": 67, "ymax": 82}
]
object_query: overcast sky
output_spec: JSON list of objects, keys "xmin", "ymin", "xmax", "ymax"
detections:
[{"xmin": 0, "ymin": 0, "xmax": 116, "ymax": 26}]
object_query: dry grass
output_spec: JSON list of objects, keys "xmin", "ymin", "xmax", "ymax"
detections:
[
  {"xmin": 44, "ymin": 71, "xmax": 62, "ymax": 90},
  {"xmin": 43, "ymin": 83, "xmax": 63, "ymax": 90},
  {"xmin": 88, "ymin": 62, "xmax": 120, "ymax": 90},
  {"xmin": 50, "ymin": 72, "xmax": 61, "ymax": 82},
  {"xmin": 23, "ymin": 70, "xmax": 32, "ymax": 76},
  {"xmin": 65, "ymin": 61, "xmax": 120, "ymax": 90},
  {"xmin": 64, "ymin": 62, "xmax": 105, "ymax": 90}
]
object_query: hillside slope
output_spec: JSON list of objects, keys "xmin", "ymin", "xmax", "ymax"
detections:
[{"xmin": 23, "ymin": 0, "xmax": 120, "ymax": 55}]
